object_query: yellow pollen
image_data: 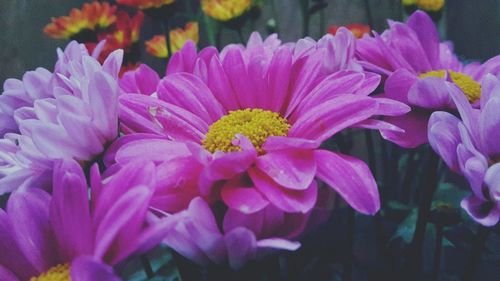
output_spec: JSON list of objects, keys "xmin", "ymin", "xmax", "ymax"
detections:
[
  {"xmin": 419, "ymin": 69, "xmax": 481, "ymax": 103},
  {"xmin": 30, "ymin": 263, "xmax": 70, "ymax": 281},
  {"xmin": 202, "ymin": 108, "xmax": 290, "ymax": 153}
]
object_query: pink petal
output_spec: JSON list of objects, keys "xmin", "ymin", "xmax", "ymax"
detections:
[
  {"xmin": 256, "ymin": 149, "xmax": 316, "ymax": 190},
  {"xmin": 315, "ymin": 150, "xmax": 380, "ymax": 215},
  {"xmin": 249, "ymin": 167, "xmax": 317, "ymax": 213},
  {"xmin": 221, "ymin": 184, "xmax": 269, "ymax": 214},
  {"xmin": 290, "ymin": 95, "xmax": 377, "ymax": 142}
]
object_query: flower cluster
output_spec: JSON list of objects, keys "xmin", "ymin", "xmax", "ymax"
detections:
[
  {"xmin": 1, "ymin": 7, "xmax": 499, "ymax": 279},
  {"xmin": 44, "ymin": 1, "xmax": 145, "ymax": 75}
]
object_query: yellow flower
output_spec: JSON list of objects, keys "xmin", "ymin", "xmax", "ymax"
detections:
[
  {"xmin": 402, "ymin": 0, "xmax": 416, "ymax": 5},
  {"xmin": 416, "ymin": 0, "xmax": 445, "ymax": 12},
  {"xmin": 145, "ymin": 22, "xmax": 199, "ymax": 58},
  {"xmin": 44, "ymin": 1, "xmax": 117, "ymax": 40},
  {"xmin": 116, "ymin": 0, "xmax": 175, "ymax": 10},
  {"xmin": 201, "ymin": 0, "xmax": 252, "ymax": 21}
]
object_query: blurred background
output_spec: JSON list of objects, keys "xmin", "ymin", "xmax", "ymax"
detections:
[{"xmin": 1, "ymin": 0, "xmax": 499, "ymax": 83}]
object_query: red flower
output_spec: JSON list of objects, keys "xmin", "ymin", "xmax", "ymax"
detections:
[{"xmin": 328, "ymin": 24, "xmax": 370, "ymax": 39}]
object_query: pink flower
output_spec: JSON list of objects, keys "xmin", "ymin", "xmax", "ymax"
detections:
[
  {"xmin": 428, "ymin": 75, "xmax": 500, "ymax": 226},
  {"xmin": 0, "ymin": 159, "xmax": 166, "ymax": 280},
  {"xmin": 110, "ymin": 32, "xmax": 409, "ymax": 267},
  {"xmin": 0, "ymin": 41, "xmax": 122, "ymax": 194},
  {"xmin": 356, "ymin": 11, "xmax": 500, "ymax": 148}
]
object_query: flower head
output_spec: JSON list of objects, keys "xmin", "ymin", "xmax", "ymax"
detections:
[
  {"xmin": 356, "ymin": 11, "xmax": 500, "ymax": 148},
  {"xmin": 117, "ymin": 0, "xmax": 175, "ymax": 10},
  {"xmin": 428, "ymin": 75, "xmax": 500, "ymax": 226},
  {"xmin": 44, "ymin": 1, "xmax": 117, "ymax": 40},
  {"xmin": 0, "ymin": 41, "xmax": 122, "ymax": 194},
  {"xmin": 145, "ymin": 22, "xmax": 199, "ymax": 59},
  {"xmin": 201, "ymin": 0, "xmax": 252, "ymax": 21},
  {"xmin": 110, "ymin": 32, "xmax": 409, "ymax": 267},
  {"xmin": 0, "ymin": 158, "xmax": 164, "ymax": 280},
  {"xmin": 328, "ymin": 24, "xmax": 370, "ymax": 39}
]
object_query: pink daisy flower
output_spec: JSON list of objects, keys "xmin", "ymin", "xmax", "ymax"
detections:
[
  {"xmin": 109, "ymin": 32, "xmax": 409, "ymax": 267},
  {"xmin": 0, "ymin": 159, "xmax": 166, "ymax": 280},
  {"xmin": 356, "ymin": 11, "xmax": 500, "ymax": 148}
]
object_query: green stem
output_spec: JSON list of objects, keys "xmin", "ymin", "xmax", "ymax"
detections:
[
  {"xmin": 405, "ymin": 151, "xmax": 440, "ymax": 280},
  {"xmin": 162, "ymin": 19, "xmax": 173, "ymax": 61},
  {"xmin": 431, "ymin": 225, "xmax": 443, "ymax": 281}
]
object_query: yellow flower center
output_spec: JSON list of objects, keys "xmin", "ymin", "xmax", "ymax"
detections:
[
  {"xmin": 202, "ymin": 109, "xmax": 290, "ymax": 153},
  {"xmin": 31, "ymin": 264, "xmax": 70, "ymax": 281},
  {"xmin": 416, "ymin": 0, "xmax": 445, "ymax": 11},
  {"xmin": 419, "ymin": 69, "xmax": 481, "ymax": 103}
]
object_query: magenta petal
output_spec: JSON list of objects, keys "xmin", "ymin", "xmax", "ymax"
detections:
[
  {"xmin": 51, "ymin": 159, "xmax": 93, "ymax": 261},
  {"xmin": 223, "ymin": 208, "xmax": 264, "ymax": 235},
  {"xmin": 7, "ymin": 189, "xmax": 58, "ymax": 273},
  {"xmin": 373, "ymin": 97, "xmax": 411, "ymax": 116},
  {"xmin": 263, "ymin": 136, "xmax": 320, "ymax": 151},
  {"xmin": 290, "ymin": 95, "xmax": 377, "ymax": 142},
  {"xmin": 256, "ymin": 238, "xmax": 301, "ymax": 251},
  {"xmin": 256, "ymin": 149, "xmax": 316, "ymax": 190},
  {"xmin": 221, "ymin": 184, "xmax": 269, "ymax": 214},
  {"xmin": 384, "ymin": 69, "xmax": 417, "ymax": 104},
  {"xmin": 0, "ymin": 210, "xmax": 38, "ymax": 280},
  {"xmin": 102, "ymin": 49, "xmax": 123, "ymax": 79},
  {"xmin": 87, "ymin": 71, "xmax": 119, "ymax": 141},
  {"xmin": 461, "ymin": 196, "xmax": 499, "ymax": 227},
  {"xmin": 119, "ymin": 64, "xmax": 160, "ymax": 95},
  {"xmin": 207, "ymin": 56, "xmax": 239, "ymax": 111},
  {"xmin": 407, "ymin": 11, "xmax": 440, "ymax": 69},
  {"xmin": 428, "ymin": 111, "xmax": 461, "ymax": 172},
  {"xmin": 71, "ymin": 256, "xmax": 120, "ymax": 281},
  {"xmin": 157, "ymin": 73, "xmax": 225, "ymax": 123},
  {"xmin": 315, "ymin": 150, "xmax": 380, "ymax": 215},
  {"xmin": 115, "ymin": 139, "xmax": 190, "ymax": 165},
  {"xmin": 479, "ymin": 96, "xmax": 500, "ymax": 157},
  {"xmin": 222, "ymin": 46, "xmax": 256, "ymax": 108},
  {"xmin": 94, "ymin": 186, "xmax": 152, "ymax": 265},
  {"xmin": 103, "ymin": 133, "xmax": 166, "ymax": 167},
  {"xmin": 249, "ymin": 167, "xmax": 317, "ymax": 213},
  {"xmin": 408, "ymin": 77, "xmax": 454, "ymax": 109},
  {"xmin": 380, "ymin": 111, "xmax": 430, "ymax": 148},
  {"xmin": 224, "ymin": 227, "xmax": 257, "ymax": 270},
  {"xmin": 0, "ymin": 265, "xmax": 18, "ymax": 281},
  {"xmin": 267, "ymin": 47, "xmax": 293, "ymax": 112},
  {"xmin": 352, "ymin": 119, "xmax": 404, "ymax": 133},
  {"xmin": 485, "ymin": 164, "xmax": 500, "ymax": 206},
  {"xmin": 204, "ymin": 147, "xmax": 257, "ymax": 181}
]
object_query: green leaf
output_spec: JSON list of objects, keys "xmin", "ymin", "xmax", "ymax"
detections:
[
  {"xmin": 433, "ymin": 182, "xmax": 469, "ymax": 207},
  {"xmin": 390, "ymin": 208, "xmax": 418, "ymax": 244},
  {"xmin": 120, "ymin": 246, "xmax": 182, "ymax": 281}
]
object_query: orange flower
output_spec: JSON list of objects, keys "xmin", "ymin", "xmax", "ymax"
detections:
[
  {"xmin": 328, "ymin": 24, "xmax": 371, "ymax": 39},
  {"xmin": 117, "ymin": 0, "xmax": 175, "ymax": 9},
  {"xmin": 101, "ymin": 11, "xmax": 144, "ymax": 56},
  {"xmin": 44, "ymin": 1, "xmax": 117, "ymax": 40},
  {"xmin": 201, "ymin": 0, "xmax": 252, "ymax": 21},
  {"xmin": 145, "ymin": 22, "xmax": 199, "ymax": 58}
]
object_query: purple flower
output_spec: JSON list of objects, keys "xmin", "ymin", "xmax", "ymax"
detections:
[
  {"xmin": 357, "ymin": 11, "xmax": 500, "ymax": 148},
  {"xmin": 0, "ymin": 158, "xmax": 166, "ymax": 280},
  {"xmin": 0, "ymin": 41, "xmax": 122, "ymax": 194},
  {"xmin": 429, "ymin": 74, "xmax": 500, "ymax": 226}
]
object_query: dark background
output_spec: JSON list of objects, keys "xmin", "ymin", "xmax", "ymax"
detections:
[{"xmin": 1, "ymin": 0, "xmax": 499, "ymax": 83}]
